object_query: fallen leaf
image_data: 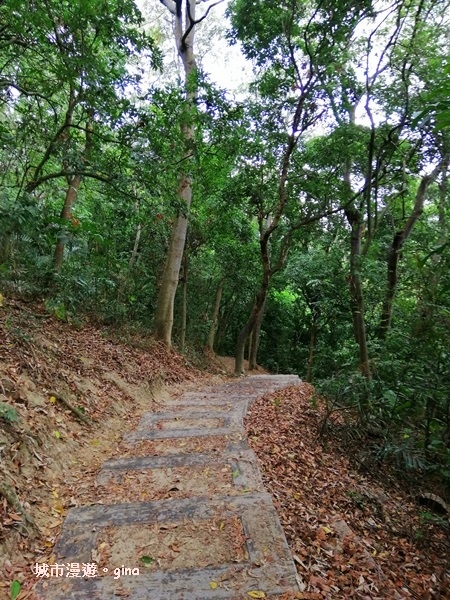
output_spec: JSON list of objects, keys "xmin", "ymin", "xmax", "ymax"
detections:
[
  {"xmin": 10, "ymin": 580, "xmax": 21, "ymax": 600},
  {"xmin": 8, "ymin": 513, "xmax": 23, "ymax": 521},
  {"xmin": 247, "ymin": 592, "xmax": 266, "ymax": 598}
]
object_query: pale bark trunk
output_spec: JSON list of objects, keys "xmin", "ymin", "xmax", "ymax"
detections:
[
  {"xmin": 378, "ymin": 158, "xmax": 448, "ymax": 339},
  {"xmin": 154, "ymin": 210, "xmax": 190, "ymax": 346},
  {"xmin": 154, "ymin": 0, "xmax": 198, "ymax": 348},
  {"xmin": 207, "ymin": 279, "xmax": 223, "ymax": 350},
  {"xmin": 180, "ymin": 252, "xmax": 188, "ymax": 352},
  {"xmin": 129, "ymin": 223, "xmax": 142, "ymax": 271},
  {"xmin": 118, "ymin": 222, "xmax": 142, "ymax": 303}
]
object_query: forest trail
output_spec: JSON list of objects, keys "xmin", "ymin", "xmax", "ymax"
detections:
[{"xmin": 35, "ymin": 374, "xmax": 302, "ymax": 599}]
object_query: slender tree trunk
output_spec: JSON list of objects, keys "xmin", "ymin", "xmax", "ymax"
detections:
[
  {"xmin": 118, "ymin": 221, "xmax": 142, "ymax": 303},
  {"xmin": 129, "ymin": 223, "xmax": 142, "ymax": 272},
  {"xmin": 53, "ymin": 113, "xmax": 93, "ymax": 273},
  {"xmin": 53, "ymin": 174, "xmax": 81, "ymax": 272},
  {"xmin": 154, "ymin": 209, "xmax": 191, "ymax": 346},
  {"xmin": 248, "ymin": 295, "xmax": 266, "ymax": 370},
  {"xmin": 347, "ymin": 213, "xmax": 371, "ymax": 377},
  {"xmin": 207, "ymin": 279, "xmax": 223, "ymax": 350},
  {"xmin": 233, "ymin": 94, "xmax": 304, "ymax": 375},
  {"xmin": 180, "ymin": 252, "xmax": 188, "ymax": 352},
  {"xmin": 235, "ymin": 240, "xmax": 270, "ymax": 376},
  {"xmin": 25, "ymin": 87, "xmax": 77, "ymax": 195},
  {"xmin": 341, "ymin": 104, "xmax": 371, "ymax": 378},
  {"xmin": 247, "ymin": 327, "xmax": 253, "ymax": 363},
  {"xmin": 154, "ymin": 0, "xmax": 198, "ymax": 348},
  {"xmin": 235, "ymin": 286, "xmax": 268, "ymax": 375},
  {"xmin": 216, "ymin": 294, "xmax": 237, "ymax": 351},
  {"xmin": 244, "ymin": 327, "xmax": 255, "ymax": 362},
  {"xmin": 306, "ymin": 316, "xmax": 319, "ymax": 383},
  {"xmin": 378, "ymin": 158, "xmax": 448, "ymax": 339}
]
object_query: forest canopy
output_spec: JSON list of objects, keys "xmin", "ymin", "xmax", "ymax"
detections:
[{"xmin": 1, "ymin": 0, "xmax": 450, "ymax": 487}]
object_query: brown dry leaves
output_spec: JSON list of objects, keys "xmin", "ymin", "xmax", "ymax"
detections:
[
  {"xmin": 94, "ymin": 516, "xmax": 248, "ymax": 572},
  {"xmin": 245, "ymin": 385, "xmax": 450, "ymax": 599}
]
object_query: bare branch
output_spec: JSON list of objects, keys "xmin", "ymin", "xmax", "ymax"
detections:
[
  {"xmin": 0, "ymin": 79, "xmax": 55, "ymax": 105},
  {"xmin": 159, "ymin": 0, "xmax": 177, "ymax": 15},
  {"xmin": 181, "ymin": 0, "xmax": 224, "ymax": 49}
]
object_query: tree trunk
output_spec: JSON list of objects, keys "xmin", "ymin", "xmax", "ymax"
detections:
[
  {"xmin": 235, "ymin": 230, "xmax": 273, "ymax": 376},
  {"xmin": 154, "ymin": 0, "xmax": 198, "ymax": 348},
  {"xmin": 346, "ymin": 207, "xmax": 371, "ymax": 378},
  {"xmin": 154, "ymin": 210, "xmax": 191, "ymax": 346},
  {"xmin": 180, "ymin": 252, "xmax": 188, "ymax": 352},
  {"xmin": 233, "ymin": 94, "xmax": 304, "ymax": 375},
  {"xmin": 248, "ymin": 295, "xmax": 266, "ymax": 370},
  {"xmin": 235, "ymin": 282, "xmax": 269, "ymax": 375},
  {"xmin": 378, "ymin": 159, "xmax": 448, "ymax": 339},
  {"xmin": 216, "ymin": 294, "xmax": 237, "ymax": 352},
  {"xmin": 129, "ymin": 223, "xmax": 142, "ymax": 272},
  {"xmin": 247, "ymin": 327, "xmax": 253, "ymax": 363},
  {"xmin": 26, "ymin": 87, "xmax": 77, "ymax": 194},
  {"xmin": 306, "ymin": 316, "xmax": 319, "ymax": 383},
  {"xmin": 118, "ymin": 221, "xmax": 142, "ymax": 303},
  {"xmin": 53, "ymin": 113, "xmax": 93, "ymax": 272},
  {"xmin": 207, "ymin": 279, "xmax": 223, "ymax": 350},
  {"xmin": 53, "ymin": 175, "xmax": 82, "ymax": 272}
]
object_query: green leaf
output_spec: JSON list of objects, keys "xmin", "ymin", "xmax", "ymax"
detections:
[
  {"xmin": 0, "ymin": 403, "xmax": 19, "ymax": 424},
  {"xmin": 10, "ymin": 580, "xmax": 21, "ymax": 600},
  {"xmin": 382, "ymin": 390, "xmax": 397, "ymax": 405},
  {"xmin": 140, "ymin": 555, "xmax": 154, "ymax": 567}
]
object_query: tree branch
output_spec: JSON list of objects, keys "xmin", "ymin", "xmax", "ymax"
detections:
[
  {"xmin": 181, "ymin": 0, "xmax": 224, "ymax": 50},
  {"xmin": 159, "ymin": 0, "xmax": 177, "ymax": 15}
]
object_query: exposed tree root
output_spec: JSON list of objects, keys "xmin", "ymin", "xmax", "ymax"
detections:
[
  {"xmin": 0, "ymin": 481, "xmax": 38, "ymax": 535},
  {"xmin": 48, "ymin": 390, "xmax": 93, "ymax": 426}
]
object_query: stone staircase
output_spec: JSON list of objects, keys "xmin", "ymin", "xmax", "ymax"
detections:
[{"xmin": 36, "ymin": 375, "xmax": 302, "ymax": 599}]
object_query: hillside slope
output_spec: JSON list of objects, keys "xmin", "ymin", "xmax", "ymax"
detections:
[{"xmin": 0, "ymin": 299, "xmax": 210, "ymax": 598}]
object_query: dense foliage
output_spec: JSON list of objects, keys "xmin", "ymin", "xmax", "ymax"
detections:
[{"xmin": 1, "ymin": 0, "xmax": 449, "ymax": 489}]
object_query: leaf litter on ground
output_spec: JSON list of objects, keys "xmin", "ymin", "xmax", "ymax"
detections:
[{"xmin": 245, "ymin": 385, "xmax": 449, "ymax": 599}]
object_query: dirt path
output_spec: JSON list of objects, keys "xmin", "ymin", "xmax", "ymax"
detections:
[{"xmin": 34, "ymin": 374, "xmax": 302, "ymax": 599}]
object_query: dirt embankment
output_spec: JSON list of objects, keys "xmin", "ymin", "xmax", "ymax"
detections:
[{"xmin": 0, "ymin": 299, "xmax": 214, "ymax": 598}]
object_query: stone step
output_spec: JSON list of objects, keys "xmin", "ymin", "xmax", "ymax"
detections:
[
  {"xmin": 34, "ymin": 375, "xmax": 303, "ymax": 600},
  {"xmin": 97, "ymin": 449, "xmax": 264, "ymax": 497},
  {"xmin": 36, "ymin": 493, "xmax": 298, "ymax": 599}
]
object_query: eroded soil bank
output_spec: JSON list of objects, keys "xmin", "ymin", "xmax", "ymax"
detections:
[{"xmin": 0, "ymin": 301, "xmax": 218, "ymax": 598}]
